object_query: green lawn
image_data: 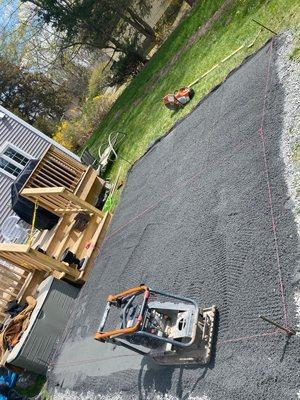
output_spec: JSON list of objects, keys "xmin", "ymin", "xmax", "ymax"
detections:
[{"xmin": 88, "ymin": 0, "xmax": 300, "ymax": 184}]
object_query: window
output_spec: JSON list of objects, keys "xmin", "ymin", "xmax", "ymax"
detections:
[{"xmin": 0, "ymin": 143, "xmax": 31, "ymax": 179}]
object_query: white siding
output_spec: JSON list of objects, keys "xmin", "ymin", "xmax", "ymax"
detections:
[{"xmin": 0, "ymin": 106, "xmax": 79, "ymax": 242}]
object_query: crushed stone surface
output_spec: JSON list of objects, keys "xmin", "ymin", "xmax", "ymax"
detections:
[
  {"xmin": 52, "ymin": 389, "xmax": 211, "ymax": 400},
  {"xmin": 275, "ymin": 31, "xmax": 300, "ymax": 330},
  {"xmin": 276, "ymin": 31, "xmax": 300, "ymax": 231},
  {"xmin": 49, "ymin": 35, "xmax": 300, "ymax": 400}
]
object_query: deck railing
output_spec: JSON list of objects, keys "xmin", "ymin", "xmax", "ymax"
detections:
[
  {"xmin": 0, "ymin": 146, "xmax": 109, "ymax": 314},
  {"xmin": 24, "ymin": 145, "xmax": 86, "ymax": 192},
  {"xmin": 21, "ymin": 187, "xmax": 105, "ymax": 217}
]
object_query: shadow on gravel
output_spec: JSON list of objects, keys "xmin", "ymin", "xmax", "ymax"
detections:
[
  {"xmin": 279, "ymin": 336, "xmax": 291, "ymax": 363},
  {"xmin": 138, "ymin": 311, "xmax": 220, "ymax": 399},
  {"xmin": 138, "ymin": 359, "xmax": 175, "ymax": 399}
]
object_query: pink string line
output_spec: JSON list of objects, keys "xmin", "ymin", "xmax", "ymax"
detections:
[
  {"xmin": 257, "ymin": 39, "xmax": 289, "ymax": 327},
  {"xmin": 217, "ymin": 329, "xmax": 280, "ymax": 347}
]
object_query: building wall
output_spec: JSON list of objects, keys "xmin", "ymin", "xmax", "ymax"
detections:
[{"xmin": 0, "ymin": 106, "xmax": 79, "ymax": 242}]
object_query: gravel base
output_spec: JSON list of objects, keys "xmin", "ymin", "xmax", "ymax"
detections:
[
  {"xmin": 275, "ymin": 31, "xmax": 300, "ymax": 330},
  {"xmin": 52, "ymin": 389, "xmax": 211, "ymax": 400},
  {"xmin": 276, "ymin": 31, "xmax": 300, "ymax": 231},
  {"xmin": 49, "ymin": 35, "xmax": 300, "ymax": 400}
]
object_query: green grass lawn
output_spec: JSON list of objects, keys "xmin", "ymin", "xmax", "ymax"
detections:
[{"xmin": 88, "ymin": 0, "xmax": 300, "ymax": 184}]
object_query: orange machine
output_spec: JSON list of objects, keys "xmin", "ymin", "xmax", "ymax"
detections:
[
  {"xmin": 163, "ymin": 87, "xmax": 194, "ymax": 110},
  {"xmin": 95, "ymin": 284, "xmax": 216, "ymax": 365}
]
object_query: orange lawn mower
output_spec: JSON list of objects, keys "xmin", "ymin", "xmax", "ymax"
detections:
[
  {"xmin": 162, "ymin": 30, "xmax": 264, "ymax": 111},
  {"xmin": 163, "ymin": 87, "xmax": 195, "ymax": 110}
]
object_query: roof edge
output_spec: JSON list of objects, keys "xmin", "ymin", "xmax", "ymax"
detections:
[{"xmin": 0, "ymin": 105, "xmax": 80, "ymax": 161}]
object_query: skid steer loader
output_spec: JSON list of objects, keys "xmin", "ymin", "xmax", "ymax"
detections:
[{"xmin": 94, "ymin": 285, "xmax": 216, "ymax": 365}]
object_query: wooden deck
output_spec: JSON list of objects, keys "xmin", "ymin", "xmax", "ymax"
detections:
[{"xmin": 0, "ymin": 146, "xmax": 113, "ymax": 327}]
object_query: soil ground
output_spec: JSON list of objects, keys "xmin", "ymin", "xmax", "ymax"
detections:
[{"xmin": 49, "ymin": 38, "xmax": 299, "ymax": 400}]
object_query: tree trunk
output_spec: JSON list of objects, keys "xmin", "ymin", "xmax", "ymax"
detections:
[
  {"xmin": 103, "ymin": 1, "xmax": 155, "ymax": 39},
  {"xmin": 125, "ymin": 7, "xmax": 156, "ymax": 38},
  {"xmin": 108, "ymin": 37, "xmax": 147, "ymax": 62},
  {"xmin": 122, "ymin": 14, "xmax": 155, "ymax": 40}
]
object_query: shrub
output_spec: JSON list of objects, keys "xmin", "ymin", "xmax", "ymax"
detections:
[
  {"xmin": 87, "ymin": 61, "xmax": 111, "ymax": 100},
  {"xmin": 52, "ymin": 121, "xmax": 75, "ymax": 151},
  {"xmin": 52, "ymin": 94, "xmax": 114, "ymax": 151}
]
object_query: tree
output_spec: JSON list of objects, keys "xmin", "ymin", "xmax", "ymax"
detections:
[
  {"xmin": 0, "ymin": 0, "xmax": 108, "ymax": 125},
  {"xmin": 104, "ymin": 0, "xmax": 155, "ymax": 40},
  {"xmin": 0, "ymin": 56, "xmax": 70, "ymax": 136},
  {"xmin": 21, "ymin": 0, "xmax": 153, "ymax": 59}
]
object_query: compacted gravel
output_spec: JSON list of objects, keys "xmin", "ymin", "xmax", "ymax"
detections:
[{"xmin": 49, "ymin": 35, "xmax": 300, "ymax": 400}]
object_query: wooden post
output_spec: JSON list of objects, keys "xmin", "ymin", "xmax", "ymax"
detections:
[{"xmin": 259, "ymin": 315, "xmax": 296, "ymax": 335}]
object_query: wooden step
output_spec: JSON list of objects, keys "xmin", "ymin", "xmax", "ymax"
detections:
[
  {"xmin": 0, "ymin": 272, "xmax": 25, "ymax": 286},
  {"xmin": 0, "ymin": 279, "xmax": 21, "ymax": 290},
  {"xmin": 0, "ymin": 265, "xmax": 27, "ymax": 280},
  {"xmin": 0, "ymin": 275, "xmax": 28, "ymax": 298},
  {"xmin": 82, "ymin": 215, "xmax": 107, "ymax": 259},
  {"xmin": 33, "ymin": 217, "xmax": 65, "ymax": 252},
  {"xmin": 32, "ymin": 229, "xmax": 50, "ymax": 249},
  {"xmin": 0, "ymin": 282, "xmax": 24, "ymax": 296},
  {"xmin": 0, "ymin": 286, "xmax": 18, "ymax": 297},
  {"xmin": 50, "ymin": 213, "xmax": 109, "ymax": 277},
  {"xmin": 0, "ymin": 290, "xmax": 16, "ymax": 300},
  {"xmin": 44, "ymin": 216, "xmax": 73, "ymax": 255},
  {"xmin": 48, "ymin": 213, "xmax": 101, "ymax": 266},
  {"xmin": 70, "ymin": 214, "xmax": 100, "ymax": 258},
  {"xmin": 52, "ymin": 219, "xmax": 78, "ymax": 260}
]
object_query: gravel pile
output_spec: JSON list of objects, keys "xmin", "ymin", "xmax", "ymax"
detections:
[{"xmin": 49, "ymin": 34, "xmax": 300, "ymax": 400}]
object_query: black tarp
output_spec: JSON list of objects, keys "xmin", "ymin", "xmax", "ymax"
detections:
[{"xmin": 11, "ymin": 159, "xmax": 59, "ymax": 230}]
